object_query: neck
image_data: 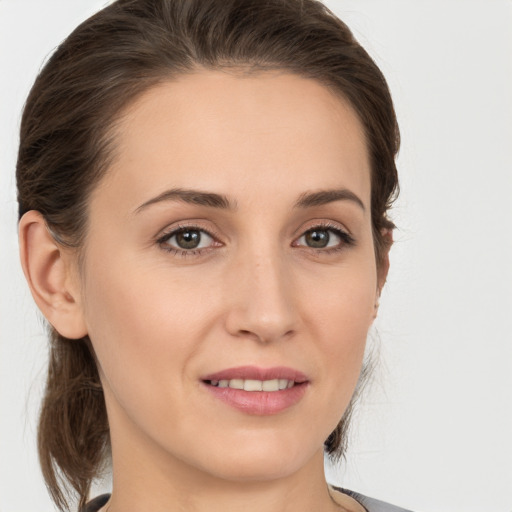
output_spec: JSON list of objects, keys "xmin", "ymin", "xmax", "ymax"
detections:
[{"xmin": 105, "ymin": 429, "xmax": 346, "ymax": 512}]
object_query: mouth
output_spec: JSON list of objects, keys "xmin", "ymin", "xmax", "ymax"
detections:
[
  {"xmin": 205, "ymin": 378, "xmax": 299, "ymax": 391},
  {"xmin": 201, "ymin": 366, "xmax": 309, "ymax": 415}
]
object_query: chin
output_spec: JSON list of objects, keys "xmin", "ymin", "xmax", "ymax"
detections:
[
  {"xmin": 188, "ymin": 430, "xmax": 324, "ymax": 483},
  {"xmin": 204, "ymin": 455, "xmax": 305, "ymax": 483}
]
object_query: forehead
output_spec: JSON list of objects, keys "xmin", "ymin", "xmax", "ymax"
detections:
[{"xmin": 99, "ymin": 69, "xmax": 371, "ymax": 211}]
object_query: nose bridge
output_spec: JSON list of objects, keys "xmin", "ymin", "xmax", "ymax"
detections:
[{"xmin": 224, "ymin": 236, "xmax": 297, "ymax": 343}]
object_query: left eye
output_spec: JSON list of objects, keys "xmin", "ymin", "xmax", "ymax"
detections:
[
  {"xmin": 295, "ymin": 227, "xmax": 347, "ymax": 249},
  {"xmin": 160, "ymin": 228, "xmax": 214, "ymax": 251}
]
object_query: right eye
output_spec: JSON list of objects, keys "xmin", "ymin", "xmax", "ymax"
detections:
[{"xmin": 157, "ymin": 226, "xmax": 219, "ymax": 255}]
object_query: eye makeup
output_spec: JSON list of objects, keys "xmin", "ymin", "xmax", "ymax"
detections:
[
  {"xmin": 156, "ymin": 223, "xmax": 223, "ymax": 257},
  {"xmin": 292, "ymin": 221, "xmax": 356, "ymax": 255},
  {"xmin": 155, "ymin": 219, "xmax": 356, "ymax": 259}
]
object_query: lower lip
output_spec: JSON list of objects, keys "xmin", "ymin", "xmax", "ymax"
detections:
[{"xmin": 202, "ymin": 382, "xmax": 308, "ymax": 415}]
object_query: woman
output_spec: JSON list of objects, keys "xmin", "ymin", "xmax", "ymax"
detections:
[{"xmin": 16, "ymin": 0, "xmax": 407, "ymax": 511}]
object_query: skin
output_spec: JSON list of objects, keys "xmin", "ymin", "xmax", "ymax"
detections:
[{"xmin": 20, "ymin": 70, "xmax": 388, "ymax": 512}]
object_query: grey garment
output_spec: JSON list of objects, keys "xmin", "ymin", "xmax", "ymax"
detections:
[
  {"xmin": 83, "ymin": 490, "xmax": 414, "ymax": 512},
  {"xmin": 339, "ymin": 488, "xmax": 414, "ymax": 512}
]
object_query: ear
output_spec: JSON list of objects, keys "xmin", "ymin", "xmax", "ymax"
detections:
[
  {"xmin": 374, "ymin": 228, "xmax": 393, "ymax": 319},
  {"xmin": 19, "ymin": 211, "xmax": 88, "ymax": 339}
]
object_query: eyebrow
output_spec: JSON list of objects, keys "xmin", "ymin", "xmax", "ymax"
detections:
[
  {"xmin": 134, "ymin": 188, "xmax": 237, "ymax": 214},
  {"xmin": 294, "ymin": 188, "xmax": 366, "ymax": 211},
  {"xmin": 134, "ymin": 186, "xmax": 365, "ymax": 214}
]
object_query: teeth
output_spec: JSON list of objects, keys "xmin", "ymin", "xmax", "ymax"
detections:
[
  {"xmin": 262, "ymin": 379, "xmax": 279, "ymax": 392},
  {"xmin": 210, "ymin": 378, "xmax": 296, "ymax": 391},
  {"xmin": 244, "ymin": 379, "xmax": 263, "ymax": 391},
  {"xmin": 229, "ymin": 379, "xmax": 244, "ymax": 390}
]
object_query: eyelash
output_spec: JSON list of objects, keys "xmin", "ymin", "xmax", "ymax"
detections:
[
  {"xmin": 156, "ymin": 223, "xmax": 220, "ymax": 258},
  {"xmin": 293, "ymin": 222, "xmax": 356, "ymax": 255},
  {"xmin": 156, "ymin": 222, "xmax": 355, "ymax": 258}
]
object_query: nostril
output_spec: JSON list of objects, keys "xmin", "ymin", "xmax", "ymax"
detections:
[
  {"xmin": 237, "ymin": 329, "xmax": 266, "ymax": 342},
  {"xmin": 234, "ymin": 328, "xmax": 295, "ymax": 344}
]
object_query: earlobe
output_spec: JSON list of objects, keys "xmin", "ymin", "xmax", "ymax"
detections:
[{"xmin": 19, "ymin": 211, "xmax": 87, "ymax": 339}]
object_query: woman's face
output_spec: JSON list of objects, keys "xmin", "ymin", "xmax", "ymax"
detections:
[{"xmin": 77, "ymin": 70, "xmax": 382, "ymax": 483}]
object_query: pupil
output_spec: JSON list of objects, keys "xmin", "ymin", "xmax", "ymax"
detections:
[
  {"xmin": 176, "ymin": 229, "xmax": 200, "ymax": 249},
  {"xmin": 306, "ymin": 229, "xmax": 329, "ymax": 248}
]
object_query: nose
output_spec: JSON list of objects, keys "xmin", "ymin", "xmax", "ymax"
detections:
[{"xmin": 223, "ymin": 247, "xmax": 298, "ymax": 344}]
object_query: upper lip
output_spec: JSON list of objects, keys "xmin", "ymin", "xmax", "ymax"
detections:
[{"xmin": 202, "ymin": 366, "xmax": 309, "ymax": 383}]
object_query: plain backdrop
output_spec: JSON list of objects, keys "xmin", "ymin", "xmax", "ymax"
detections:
[{"xmin": 1, "ymin": 1, "xmax": 511, "ymax": 511}]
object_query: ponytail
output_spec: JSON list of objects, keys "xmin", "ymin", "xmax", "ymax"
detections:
[{"xmin": 37, "ymin": 330, "xmax": 109, "ymax": 511}]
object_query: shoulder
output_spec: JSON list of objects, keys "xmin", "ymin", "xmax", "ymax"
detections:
[{"xmin": 334, "ymin": 487, "xmax": 415, "ymax": 512}]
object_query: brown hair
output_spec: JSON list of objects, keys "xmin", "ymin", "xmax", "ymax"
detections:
[{"xmin": 16, "ymin": 0, "xmax": 399, "ymax": 509}]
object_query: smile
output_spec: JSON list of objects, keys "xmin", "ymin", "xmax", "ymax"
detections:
[
  {"xmin": 207, "ymin": 378, "xmax": 295, "ymax": 391},
  {"xmin": 201, "ymin": 366, "xmax": 309, "ymax": 415}
]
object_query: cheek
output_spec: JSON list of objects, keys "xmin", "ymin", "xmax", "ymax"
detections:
[
  {"xmin": 301, "ymin": 255, "xmax": 377, "ymax": 347},
  {"xmin": 80, "ymin": 252, "xmax": 188, "ymax": 408},
  {"xmin": 298, "ymin": 257, "xmax": 377, "ymax": 417},
  {"xmin": 80, "ymin": 246, "xmax": 227, "ymax": 413}
]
